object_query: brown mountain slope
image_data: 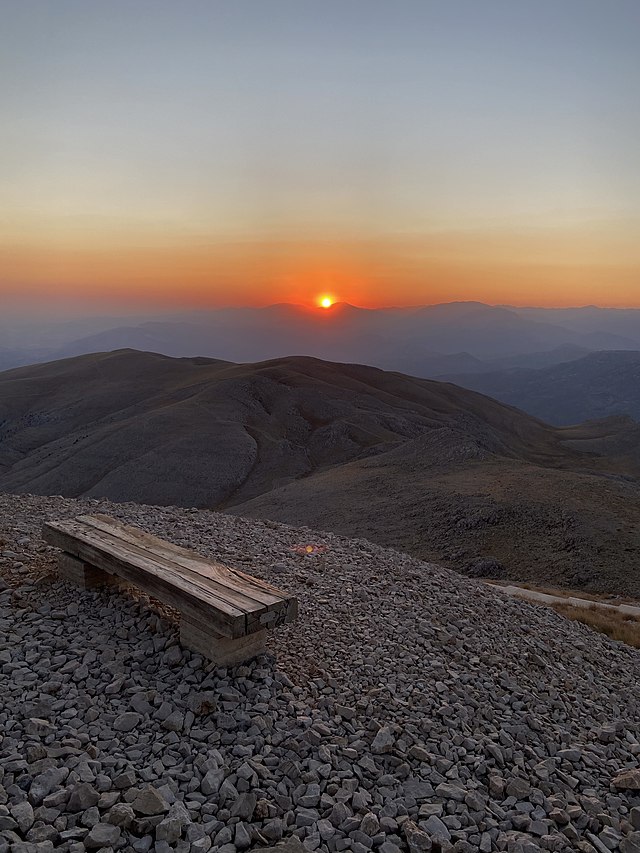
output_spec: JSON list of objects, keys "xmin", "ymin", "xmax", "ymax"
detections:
[
  {"xmin": 230, "ymin": 430, "xmax": 640, "ymax": 595},
  {"xmin": 2, "ymin": 348, "xmax": 640, "ymax": 595}
]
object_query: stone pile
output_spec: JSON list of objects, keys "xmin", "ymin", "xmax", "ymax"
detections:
[{"xmin": 0, "ymin": 492, "xmax": 639, "ymax": 853}]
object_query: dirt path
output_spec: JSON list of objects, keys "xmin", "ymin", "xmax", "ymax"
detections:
[{"xmin": 489, "ymin": 583, "xmax": 640, "ymax": 618}]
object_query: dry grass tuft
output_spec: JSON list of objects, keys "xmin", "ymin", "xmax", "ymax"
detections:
[{"xmin": 552, "ymin": 602, "xmax": 640, "ymax": 648}]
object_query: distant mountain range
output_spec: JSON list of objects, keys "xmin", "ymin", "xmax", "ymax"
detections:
[
  {"xmin": 447, "ymin": 350, "xmax": 640, "ymax": 425},
  {"xmin": 2, "ymin": 348, "xmax": 640, "ymax": 597},
  {"xmin": 4, "ymin": 301, "xmax": 640, "ymax": 376}
]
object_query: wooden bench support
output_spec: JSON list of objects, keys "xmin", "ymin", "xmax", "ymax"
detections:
[
  {"xmin": 180, "ymin": 618, "xmax": 267, "ymax": 666},
  {"xmin": 58, "ymin": 552, "xmax": 116, "ymax": 590}
]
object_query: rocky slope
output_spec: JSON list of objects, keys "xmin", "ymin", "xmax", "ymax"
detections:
[
  {"xmin": 1, "ymin": 492, "xmax": 640, "ymax": 853},
  {"xmin": 4, "ymin": 350, "xmax": 640, "ymax": 596},
  {"xmin": 228, "ymin": 422, "xmax": 640, "ymax": 597}
]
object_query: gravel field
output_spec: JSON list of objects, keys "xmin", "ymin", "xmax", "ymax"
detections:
[{"xmin": 0, "ymin": 492, "xmax": 639, "ymax": 853}]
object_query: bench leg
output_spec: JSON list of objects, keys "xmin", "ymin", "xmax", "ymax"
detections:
[
  {"xmin": 58, "ymin": 552, "xmax": 116, "ymax": 590},
  {"xmin": 180, "ymin": 618, "xmax": 267, "ymax": 666}
]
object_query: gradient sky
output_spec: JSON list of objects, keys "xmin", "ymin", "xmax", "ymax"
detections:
[{"xmin": 2, "ymin": 0, "xmax": 640, "ymax": 311}]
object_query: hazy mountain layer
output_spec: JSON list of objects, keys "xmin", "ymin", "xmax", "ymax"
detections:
[
  {"xmin": 6, "ymin": 301, "xmax": 640, "ymax": 376},
  {"xmin": 448, "ymin": 350, "xmax": 640, "ymax": 425},
  {"xmin": 3, "ymin": 349, "xmax": 640, "ymax": 595},
  {"xmin": 48, "ymin": 302, "xmax": 638, "ymax": 370}
]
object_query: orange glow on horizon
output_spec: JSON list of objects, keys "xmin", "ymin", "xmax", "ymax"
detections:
[{"xmin": 2, "ymin": 223, "xmax": 640, "ymax": 310}]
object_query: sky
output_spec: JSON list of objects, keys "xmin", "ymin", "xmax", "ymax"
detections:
[{"xmin": 2, "ymin": 0, "xmax": 640, "ymax": 312}]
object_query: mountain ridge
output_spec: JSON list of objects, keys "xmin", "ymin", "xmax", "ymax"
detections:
[
  {"xmin": 6, "ymin": 300, "xmax": 640, "ymax": 375},
  {"xmin": 447, "ymin": 350, "xmax": 640, "ymax": 425}
]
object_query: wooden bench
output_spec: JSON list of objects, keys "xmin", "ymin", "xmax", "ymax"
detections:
[{"xmin": 42, "ymin": 514, "xmax": 298, "ymax": 666}]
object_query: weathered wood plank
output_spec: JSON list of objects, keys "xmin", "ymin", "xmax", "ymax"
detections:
[
  {"xmin": 42, "ymin": 515, "xmax": 299, "ymax": 641},
  {"xmin": 86, "ymin": 514, "xmax": 286, "ymax": 605},
  {"xmin": 43, "ymin": 521, "xmax": 246, "ymax": 638},
  {"xmin": 47, "ymin": 519, "xmax": 243, "ymax": 616},
  {"xmin": 81, "ymin": 514, "xmax": 286, "ymax": 610},
  {"xmin": 77, "ymin": 515, "xmax": 297, "ymax": 628}
]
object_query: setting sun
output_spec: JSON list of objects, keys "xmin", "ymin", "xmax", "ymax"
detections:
[{"xmin": 319, "ymin": 296, "xmax": 333, "ymax": 309}]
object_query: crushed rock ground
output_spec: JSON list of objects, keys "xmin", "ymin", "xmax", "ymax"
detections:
[{"xmin": 0, "ymin": 492, "xmax": 639, "ymax": 853}]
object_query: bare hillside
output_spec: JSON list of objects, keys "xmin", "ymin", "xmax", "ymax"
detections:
[{"xmin": 2, "ymin": 349, "xmax": 640, "ymax": 595}]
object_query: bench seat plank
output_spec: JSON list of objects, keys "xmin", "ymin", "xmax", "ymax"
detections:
[
  {"xmin": 83, "ymin": 515, "xmax": 285, "ymax": 611},
  {"xmin": 81, "ymin": 514, "xmax": 297, "ymax": 634},
  {"xmin": 44, "ymin": 518, "xmax": 245, "ymax": 637},
  {"xmin": 43, "ymin": 515, "xmax": 297, "ymax": 639}
]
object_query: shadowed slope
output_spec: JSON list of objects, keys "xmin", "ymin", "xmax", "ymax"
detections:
[
  {"xmin": 0, "ymin": 347, "xmax": 565, "ymax": 505},
  {"xmin": 447, "ymin": 350, "xmax": 640, "ymax": 425}
]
